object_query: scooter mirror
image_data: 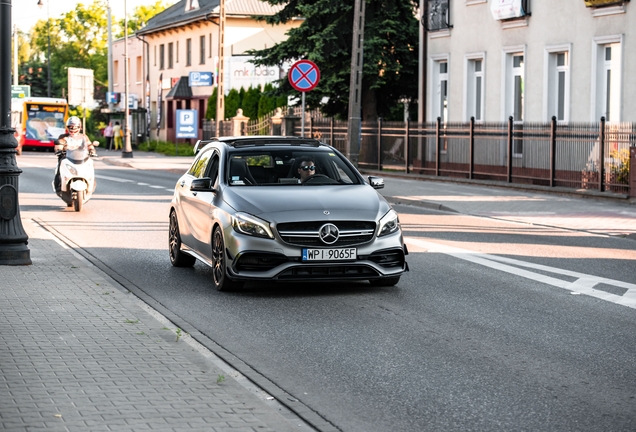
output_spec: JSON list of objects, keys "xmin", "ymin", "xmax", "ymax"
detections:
[{"xmin": 93, "ymin": 141, "xmax": 100, "ymax": 146}]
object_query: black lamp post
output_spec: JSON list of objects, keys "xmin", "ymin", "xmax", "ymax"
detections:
[
  {"xmin": 37, "ymin": 0, "xmax": 51, "ymax": 97},
  {"xmin": 0, "ymin": 0, "xmax": 32, "ymax": 265}
]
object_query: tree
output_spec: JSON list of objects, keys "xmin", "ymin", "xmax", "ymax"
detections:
[
  {"xmin": 29, "ymin": 0, "xmax": 109, "ymax": 98},
  {"xmin": 242, "ymin": 86, "xmax": 261, "ymax": 120},
  {"xmin": 206, "ymin": 87, "xmax": 218, "ymax": 120},
  {"xmin": 225, "ymin": 88, "xmax": 242, "ymax": 120},
  {"xmin": 248, "ymin": 0, "xmax": 419, "ymax": 121},
  {"xmin": 118, "ymin": 1, "xmax": 173, "ymax": 38}
]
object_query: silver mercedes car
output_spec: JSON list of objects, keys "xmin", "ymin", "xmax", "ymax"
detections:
[{"xmin": 168, "ymin": 136, "xmax": 408, "ymax": 291}]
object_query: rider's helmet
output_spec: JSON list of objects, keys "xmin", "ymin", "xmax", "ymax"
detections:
[{"xmin": 66, "ymin": 116, "xmax": 82, "ymax": 137}]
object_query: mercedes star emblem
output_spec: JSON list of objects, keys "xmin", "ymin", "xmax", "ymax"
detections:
[{"xmin": 319, "ymin": 223, "xmax": 339, "ymax": 245}]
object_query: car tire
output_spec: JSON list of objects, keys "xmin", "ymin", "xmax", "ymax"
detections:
[
  {"xmin": 169, "ymin": 211, "xmax": 196, "ymax": 267},
  {"xmin": 211, "ymin": 226, "xmax": 243, "ymax": 291},
  {"xmin": 369, "ymin": 276, "xmax": 400, "ymax": 287}
]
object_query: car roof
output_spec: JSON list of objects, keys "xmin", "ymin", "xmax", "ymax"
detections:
[{"xmin": 194, "ymin": 136, "xmax": 332, "ymax": 154}]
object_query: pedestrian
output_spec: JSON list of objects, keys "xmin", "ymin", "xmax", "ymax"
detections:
[
  {"xmin": 103, "ymin": 121, "xmax": 114, "ymax": 150},
  {"xmin": 112, "ymin": 121, "xmax": 123, "ymax": 151}
]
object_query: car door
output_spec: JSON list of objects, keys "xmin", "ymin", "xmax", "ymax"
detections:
[
  {"xmin": 183, "ymin": 150, "xmax": 220, "ymax": 258},
  {"xmin": 176, "ymin": 148, "xmax": 214, "ymax": 249}
]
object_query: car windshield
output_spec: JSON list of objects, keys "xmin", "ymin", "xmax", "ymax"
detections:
[{"xmin": 226, "ymin": 149, "xmax": 361, "ymax": 186}]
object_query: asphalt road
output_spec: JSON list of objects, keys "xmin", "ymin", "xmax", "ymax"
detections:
[{"xmin": 16, "ymin": 152, "xmax": 636, "ymax": 432}]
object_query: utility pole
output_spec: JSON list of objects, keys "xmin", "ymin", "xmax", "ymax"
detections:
[
  {"xmin": 215, "ymin": 0, "xmax": 225, "ymax": 137},
  {"xmin": 122, "ymin": 0, "xmax": 133, "ymax": 158},
  {"xmin": 345, "ymin": 0, "xmax": 365, "ymax": 167},
  {"xmin": 0, "ymin": 0, "xmax": 31, "ymax": 265},
  {"xmin": 107, "ymin": 0, "xmax": 114, "ymax": 112}
]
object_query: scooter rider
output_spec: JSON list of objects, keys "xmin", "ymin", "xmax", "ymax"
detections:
[{"xmin": 53, "ymin": 116, "xmax": 97, "ymax": 194}]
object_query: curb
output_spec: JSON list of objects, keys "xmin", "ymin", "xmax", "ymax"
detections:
[{"xmin": 361, "ymin": 169, "xmax": 635, "ymax": 204}]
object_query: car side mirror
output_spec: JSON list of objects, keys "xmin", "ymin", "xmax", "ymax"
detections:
[
  {"xmin": 191, "ymin": 177, "xmax": 215, "ymax": 192},
  {"xmin": 368, "ymin": 176, "xmax": 384, "ymax": 189}
]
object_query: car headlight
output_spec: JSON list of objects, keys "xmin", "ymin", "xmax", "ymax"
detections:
[
  {"xmin": 231, "ymin": 212, "xmax": 274, "ymax": 239},
  {"xmin": 377, "ymin": 209, "xmax": 400, "ymax": 237}
]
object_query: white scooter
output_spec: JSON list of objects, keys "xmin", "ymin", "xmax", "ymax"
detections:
[{"xmin": 52, "ymin": 138, "xmax": 99, "ymax": 212}]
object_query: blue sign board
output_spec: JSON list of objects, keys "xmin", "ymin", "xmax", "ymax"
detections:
[
  {"xmin": 176, "ymin": 109, "xmax": 198, "ymax": 138},
  {"xmin": 106, "ymin": 92, "xmax": 120, "ymax": 104},
  {"xmin": 189, "ymin": 72, "xmax": 214, "ymax": 87}
]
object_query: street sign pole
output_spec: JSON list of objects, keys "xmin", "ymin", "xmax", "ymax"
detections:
[
  {"xmin": 301, "ymin": 92, "xmax": 305, "ymax": 137},
  {"xmin": 288, "ymin": 59, "xmax": 320, "ymax": 139}
]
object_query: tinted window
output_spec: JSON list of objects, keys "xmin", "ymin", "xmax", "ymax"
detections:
[
  {"xmin": 188, "ymin": 148, "xmax": 213, "ymax": 178},
  {"xmin": 226, "ymin": 149, "xmax": 360, "ymax": 186}
]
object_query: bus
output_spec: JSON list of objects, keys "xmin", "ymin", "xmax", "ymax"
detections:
[{"xmin": 11, "ymin": 97, "xmax": 69, "ymax": 154}]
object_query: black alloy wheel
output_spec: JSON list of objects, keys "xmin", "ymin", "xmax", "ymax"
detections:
[
  {"xmin": 169, "ymin": 211, "xmax": 196, "ymax": 267},
  {"xmin": 211, "ymin": 226, "xmax": 243, "ymax": 291}
]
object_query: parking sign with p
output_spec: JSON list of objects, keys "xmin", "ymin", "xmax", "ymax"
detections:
[{"xmin": 176, "ymin": 109, "xmax": 198, "ymax": 138}]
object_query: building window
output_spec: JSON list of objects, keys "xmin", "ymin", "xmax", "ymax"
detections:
[
  {"xmin": 136, "ymin": 56, "xmax": 142, "ymax": 83},
  {"xmin": 159, "ymin": 44, "xmax": 165, "ymax": 70},
  {"xmin": 503, "ymin": 48, "xmax": 525, "ymax": 124},
  {"xmin": 424, "ymin": 0, "xmax": 451, "ymax": 31},
  {"xmin": 209, "ymin": 34, "xmax": 213, "ymax": 58},
  {"xmin": 113, "ymin": 60, "xmax": 119, "ymax": 86},
  {"xmin": 176, "ymin": 41, "xmax": 179, "ymax": 64},
  {"xmin": 200, "ymin": 35, "xmax": 206, "ymax": 64},
  {"xmin": 168, "ymin": 42, "xmax": 174, "ymax": 69},
  {"xmin": 592, "ymin": 36, "xmax": 622, "ymax": 122},
  {"xmin": 154, "ymin": 45, "xmax": 157, "ymax": 67},
  {"xmin": 465, "ymin": 54, "xmax": 485, "ymax": 121},
  {"xmin": 544, "ymin": 45, "xmax": 570, "ymax": 123},
  {"xmin": 186, "ymin": 38, "xmax": 192, "ymax": 66},
  {"xmin": 512, "ymin": 55, "xmax": 524, "ymax": 122}
]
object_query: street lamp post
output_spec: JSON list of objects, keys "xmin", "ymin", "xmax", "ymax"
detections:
[
  {"xmin": 0, "ymin": 0, "xmax": 32, "ymax": 265},
  {"xmin": 36, "ymin": 0, "xmax": 51, "ymax": 97}
]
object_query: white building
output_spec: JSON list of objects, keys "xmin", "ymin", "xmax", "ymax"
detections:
[{"xmin": 421, "ymin": 0, "xmax": 635, "ymax": 124}]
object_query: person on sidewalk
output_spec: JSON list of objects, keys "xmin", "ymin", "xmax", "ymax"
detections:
[
  {"xmin": 112, "ymin": 121, "xmax": 123, "ymax": 151},
  {"xmin": 103, "ymin": 121, "xmax": 114, "ymax": 150}
]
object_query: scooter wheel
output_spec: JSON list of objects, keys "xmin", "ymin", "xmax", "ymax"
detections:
[{"xmin": 73, "ymin": 190, "xmax": 84, "ymax": 212}]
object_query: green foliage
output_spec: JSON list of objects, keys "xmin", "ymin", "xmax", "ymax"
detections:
[
  {"xmin": 137, "ymin": 140, "xmax": 195, "ymax": 156},
  {"xmin": 242, "ymin": 86, "xmax": 261, "ymax": 120},
  {"xmin": 225, "ymin": 88, "xmax": 242, "ymax": 119},
  {"xmin": 206, "ymin": 87, "xmax": 218, "ymax": 120},
  {"xmin": 610, "ymin": 149, "xmax": 630, "ymax": 184},
  {"xmin": 248, "ymin": 0, "xmax": 420, "ymax": 120},
  {"xmin": 117, "ymin": 1, "xmax": 172, "ymax": 38}
]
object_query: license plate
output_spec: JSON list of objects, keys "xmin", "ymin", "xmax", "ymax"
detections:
[{"xmin": 302, "ymin": 248, "xmax": 357, "ymax": 261}]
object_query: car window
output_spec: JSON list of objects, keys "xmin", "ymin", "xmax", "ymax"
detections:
[
  {"xmin": 226, "ymin": 149, "xmax": 360, "ymax": 186},
  {"xmin": 206, "ymin": 153, "xmax": 220, "ymax": 186},
  {"xmin": 188, "ymin": 148, "xmax": 213, "ymax": 178}
]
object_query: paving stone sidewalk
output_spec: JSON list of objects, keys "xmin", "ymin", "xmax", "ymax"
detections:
[{"xmin": 0, "ymin": 220, "xmax": 303, "ymax": 432}]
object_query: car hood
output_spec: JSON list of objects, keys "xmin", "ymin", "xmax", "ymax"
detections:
[{"xmin": 222, "ymin": 185, "xmax": 391, "ymax": 223}]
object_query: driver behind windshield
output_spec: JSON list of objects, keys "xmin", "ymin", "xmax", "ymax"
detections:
[{"xmin": 297, "ymin": 156, "xmax": 317, "ymax": 183}]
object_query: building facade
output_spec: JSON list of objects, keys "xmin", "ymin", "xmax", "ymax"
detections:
[
  {"xmin": 421, "ymin": 0, "xmax": 635, "ymax": 124},
  {"xmin": 111, "ymin": 0, "xmax": 301, "ymax": 142}
]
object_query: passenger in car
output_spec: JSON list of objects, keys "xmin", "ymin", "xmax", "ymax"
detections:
[{"xmin": 297, "ymin": 156, "xmax": 317, "ymax": 183}]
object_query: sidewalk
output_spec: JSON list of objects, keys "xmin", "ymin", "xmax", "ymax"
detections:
[{"xmin": 0, "ymin": 219, "xmax": 311, "ymax": 432}]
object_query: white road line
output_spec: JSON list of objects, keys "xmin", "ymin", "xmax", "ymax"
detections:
[
  {"xmin": 405, "ymin": 237, "xmax": 636, "ymax": 310},
  {"xmin": 95, "ymin": 174, "xmax": 134, "ymax": 183}
]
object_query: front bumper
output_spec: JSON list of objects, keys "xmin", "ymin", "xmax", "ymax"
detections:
[{"xmin": 224, "ymin": 225, "xmax": 407, "ymax": 281}]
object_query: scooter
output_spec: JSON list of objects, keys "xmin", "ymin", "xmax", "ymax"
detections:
[{"xmin": 52, "ymin": 138, "xmax": 99, "ymax": 212}]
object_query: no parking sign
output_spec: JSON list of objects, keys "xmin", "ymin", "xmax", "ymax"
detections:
[{"xmin": 288, "ymin": 60, "xmax": 320, "ymax": 92}]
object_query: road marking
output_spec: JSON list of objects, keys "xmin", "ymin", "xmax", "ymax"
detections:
[
  {"xmin": 95, "ymin": 174, "xmax": 134, "ymax": 183},
  {"xmin": 404, "ymin": 237, "xmax": 636, "ymax": 310}
]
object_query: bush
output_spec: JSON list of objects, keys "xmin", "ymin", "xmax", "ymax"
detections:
[{"xmin": 137, "ymin": 140, "xmax": 195, "ymax": 156}]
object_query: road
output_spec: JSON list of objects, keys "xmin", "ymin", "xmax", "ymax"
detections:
[{"xmin": 16, "ymin": 151, "xmax": 636, "ymax": 432}]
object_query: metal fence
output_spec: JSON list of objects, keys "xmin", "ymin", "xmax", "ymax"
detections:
[{"xmin": 285, "ymin": 116, "xmax": 633, "ymax": 195}]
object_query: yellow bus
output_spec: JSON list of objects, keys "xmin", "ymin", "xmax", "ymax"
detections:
[{"xmin": 11, "ymin": 96, "xmax": 69, "ymax": 155}]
